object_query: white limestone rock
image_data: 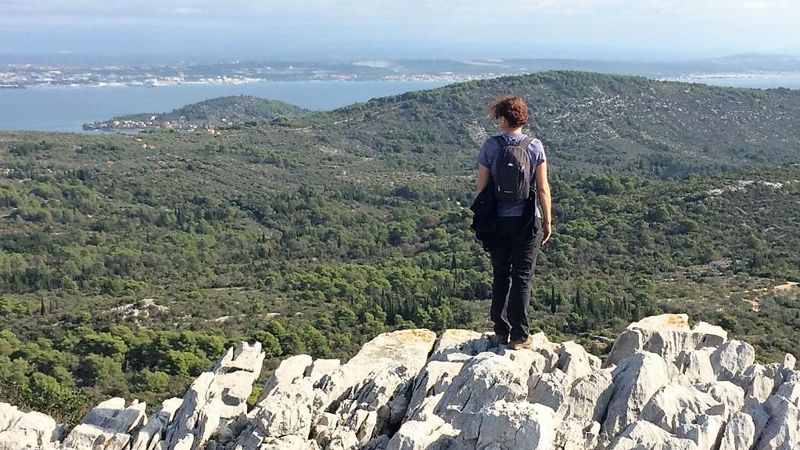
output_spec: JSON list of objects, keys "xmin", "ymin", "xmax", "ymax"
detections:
[
  {"xmin": 130, "ymin": 398, "xmax": 184, "ymax": 450},
  {"xmin": 0, "ymin": 404, "xmax": 16, "ymax": 432},
  {"xmin": 81, "ymin": 397, "xmax": 146, "ymax": 431},
  {"xmin": 711, "ymin": 340, "xmax": 756, "ymax": 382},
  {"xmin": 782, "ymin": 353, "xmax": 796, "ymax": 372},
  {"xmin": 528, "ymin": 331, "xmax": 561, "ymax": 372},
  {"xmin": 385, "ymin": 415, "xmax": 457, "ymax": 450},
  {"xmin": 744, "ymin": 363, "xmax": 786, "ymax": 404},
  {"xmin": 742, "ymin": 396, "xmax": 772, "ymax": 444},
  {"xmin": 774, "ymin": 380, "xmax": 800, "ymax": 407},
  {"xmin": 315, "ymin": 329, "xmax": 438, "ymax": 447},
  {"xmin": 455, "ymin": 400, "xmax": 558, "ymax": 450},
  {"xmin": 675, "ymin": 348, "xmax": 717, "ymax": 384},
  {"xmin": 63, "ymin": 424, "xmax": 131, "ymax": 450},
  {"xmin": 694, "ymin": 381, "xmax": 745, "ymax": 420},
  {"xmin": 405, "ymin": 360, "xmax": 465, "ymax": 421},
  {"xmin": 434, "ymin": 351, "xmax": 531, "ymax": 428},
  {"xmin": 257, "ymin": 435, "xmax": 320, "ymax": 450},
  {"xmin": 213, "ymin": 343, "xmax": 264, "ymax": 420},
  {"xmin": 163, "ymin": 372, "xmax": 223, "ymax": 450},
  {"xmin": 401, "ymin": 330, "xmax": 490, "ymax": 422},
  {"xmin": 607, "ymin": 314, "xmax": 728, "ymax": 364},
  {"xmin": 62, "ymin": 398, "xmax": 146, "ymax": 450},
  {"xmin": 555, "ymin": 419, "xmax": 600, "ymax": 450},
  {"xmin": 606, "ymin": 314, "xmax": 726, "ymax": 368},
  {"xmin": 304, "ymin": 359, "xmax": 340, "ymax": 385},
  {"xmin": 602, "ymin": 351, "xmax": 671, "ymax": 437},
  {"xmin": 315, "ymin": 329, "xmax": 436, "ymax": 408},
  {"xmin": 234, "ymin": 355, "xmax": 322, "ymax": 450},
  {"xmin": 309, "ymin": 413, "xmax": 342, "ymax": 449},
  {"xmin": 0, "ymin": 406, "xmax": 64, "ymax": 450},
  {"xmin": 528, "ymin": 369, "xmax": 572, "ymax": 417},
  {"xmin": 363, "ymin": 434, "xmax": 390, "ymax": 450},
  {"xmin": 314, "ymin": 426, "xmax": 360, "ymax": 450},
  {"xmin": 556, "ymin": 340, "xmax": 601, "ymax": 380},
  {"xmin": 784, "ymin": 370, "xmax": 800, "ymax": 384},
  {"xmin": 605, "ymin": 328, "xmax": 643, "ymax": 369},
  {"xmin": 719, "ymin": 411, "xmax": 756, "ymax": 450},
  {"xmin": 215, "ymin": 342, "xmax": 265, "ymax": 374},
  {"xmin": 562, "ymin": 368, "xmax": 615, "ymax": 424},
  {"xmin": 251, "ymin": 379, "xmax": 316, "ymax": 440},
  {"xmin": 673, "ymin": 413, "xmax": 726, "ymax": 449},
  {"xmin": 260, "ymin": 354, "xmax": 313, "ymax": 399},
  {"xmin": 608, "ymin": 420, "xmax": 698, "ymax": 450},
  {"xmin": 428, "ymin": 329, "xmax": 487, "ymax": 362},
  {"xmin": 691, "ymin": 321, "xmax": 728, "ymax": 345},
  {"xmin": 639, "ymin": 384, "xmax": 723, "ymax": 434},
  {"xmin": 756, "ymin": 394, "xmax": 800, "ymax": 450},
  {"xmin": 0, "ymin": 315, "xmax": 789, "ymax": 450}
]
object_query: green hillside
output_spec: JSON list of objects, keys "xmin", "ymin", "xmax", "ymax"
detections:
[
  {"xmin": 1, "ymin": 71, "xmax": 799, "ymax": 422},
  {"xmin": 84, "ymin": 95, "xmax": 308, "ymax": 131},
  {"xmin": 298, "ymin": 71, "xmax": 800, "ymax": 178}
]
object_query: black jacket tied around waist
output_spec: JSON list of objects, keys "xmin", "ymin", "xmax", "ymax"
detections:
[{"xmin": 470, "ymin": 183, "xmax": 540, "ymax": 251}]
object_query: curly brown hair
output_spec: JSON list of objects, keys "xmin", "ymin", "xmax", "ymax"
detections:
[{"xmin": 486, "ymin": 96, "xmax": 529, "ymax": 129}]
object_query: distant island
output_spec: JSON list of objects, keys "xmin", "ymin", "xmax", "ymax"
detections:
[{"xmin": 83, "ymin": 95, "xmax": 308, "ymax": 131}]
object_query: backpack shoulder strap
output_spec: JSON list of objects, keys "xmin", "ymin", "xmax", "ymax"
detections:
[
  {"xmin": 519, "ymin": 136, "xmax": 536, "ymax": 180},
  {"xmin": 519, "ymin": 136, "xmax": 534, "ymax": 149}
]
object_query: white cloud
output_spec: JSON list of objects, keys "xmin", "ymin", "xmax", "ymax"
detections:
[
  {"xmin": 1, "ymin": 0, "xmax": 797, "ymax": 23},
  {"xmin": 1, "ymin": 0, "xmax": 798, "ymax": 55}
]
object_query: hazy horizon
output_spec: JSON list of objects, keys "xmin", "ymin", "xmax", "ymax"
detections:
[
  {"xmin": 3, "ymin": 52, "xmax": 800, "ymax": 68},
  {"xmin": 3, "ymin": 0, "xmax": 800, "ymax": 63}
]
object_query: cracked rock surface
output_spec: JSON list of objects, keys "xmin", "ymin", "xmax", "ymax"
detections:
[{"xmin": 1, "ymin": 314, "xmax": 798, "ymax": 449}]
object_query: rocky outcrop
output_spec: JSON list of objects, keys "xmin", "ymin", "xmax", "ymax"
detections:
[
  {"xmin": 61, "ymin": 398, "xmax": 146, "ymax": 449},
  {"xmin": 1, "ymin": 314, "xmax": 798, "ymax": 449},
  {"xmin": 0, "ymin": 403, "xmax": 65, "ymax": 449}
]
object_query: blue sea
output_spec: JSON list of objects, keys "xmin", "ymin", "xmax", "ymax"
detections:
[
  {"xmin": 0, "ymin": 80, "xmax": 449, "ymax": 133},
  {"xmin": 677, "ymin": 73, "xmax": 800, "ymax": 90},
  {"xmin": 2, "ymin": 73, "xmax": 800, "ymax": 133}
]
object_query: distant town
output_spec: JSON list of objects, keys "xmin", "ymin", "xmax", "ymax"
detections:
[
  {"xmin": 4, "ymin": 55, "xmax": 800, "ymax": 90},
  {"xmin": 0, "ymin": 60, "xmax": 531, "ymax": 89}
]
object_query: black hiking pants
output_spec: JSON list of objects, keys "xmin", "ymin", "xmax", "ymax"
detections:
[{"xmin": 488, "ymin": 216, "xmax": 543, "ymax": 341}]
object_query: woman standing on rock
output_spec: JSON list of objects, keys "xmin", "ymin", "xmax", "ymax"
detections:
[{"xmin": 473, "ymin": 95, "xmax": 552, "ymax": 350}]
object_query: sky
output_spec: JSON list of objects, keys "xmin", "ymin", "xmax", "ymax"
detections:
[{"xmin": 2, "ymin": 0, "xmax": 800, "ymax": 61}]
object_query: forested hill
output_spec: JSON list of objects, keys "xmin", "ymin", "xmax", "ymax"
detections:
[
  {"xmin": 294, "ymin": 71, "xmax": 800, "ymax": 179},
  {"xmin": 84, "ymin": 95, "xmax": 308, "ymax": 131}
]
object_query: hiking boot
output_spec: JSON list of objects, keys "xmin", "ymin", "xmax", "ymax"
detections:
[
  {"xmin": 509, "ymin": 335, "xmax": 534, "ymax": 350},
  {"xmin": 491, "ymin": 333, "xmax": 509, "ymax": 346}
]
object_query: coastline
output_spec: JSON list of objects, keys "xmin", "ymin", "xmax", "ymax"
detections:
[
  {"xmin": 663, "ymin": 70, "xmax": 800, "ymax": 88},
  {"xmin": 6, "ymin": 74, "xmax": 477, "ymax": 90},
  {"xmin": 7, "ymin": 70, "xmax": 800, "ymax": 91},
  {"xmin": 0, "ymin": 79, "xmax": 451, "ymax": 132}
]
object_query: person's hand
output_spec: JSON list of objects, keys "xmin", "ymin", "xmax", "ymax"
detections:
[{"xmin": 541, "ymin": 221, "xmax": 552, "ymax": 246}]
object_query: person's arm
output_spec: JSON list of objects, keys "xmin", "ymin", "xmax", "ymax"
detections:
[
  {"xmin": 534, "ymin": 161, "xmax": 552, "ymax": 245},
  {"xmin": 476, "ymin": 164, "xmax": 491, "ymax": 197}
]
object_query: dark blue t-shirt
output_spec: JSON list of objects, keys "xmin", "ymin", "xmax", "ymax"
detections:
[{"xmin": 477, "ymin": 132, "xmax": 546, "ymax": 217}]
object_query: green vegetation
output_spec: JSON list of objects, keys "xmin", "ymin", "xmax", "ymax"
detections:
[
  {"xmin": 84, "ymin": 95, "xmax": 309, "ymax": 130},
  {"xmin": 299, "ymin": 71, "xmax": 800, "ymax": 178},
  {"xmin": 1, "ymin": 71, "xmax": 799, "ymax": 422}
]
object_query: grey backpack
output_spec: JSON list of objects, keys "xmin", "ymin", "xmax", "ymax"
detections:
[{"xmin": 491, "ymin": 136, "xmax": 533, "ymax": 201}]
